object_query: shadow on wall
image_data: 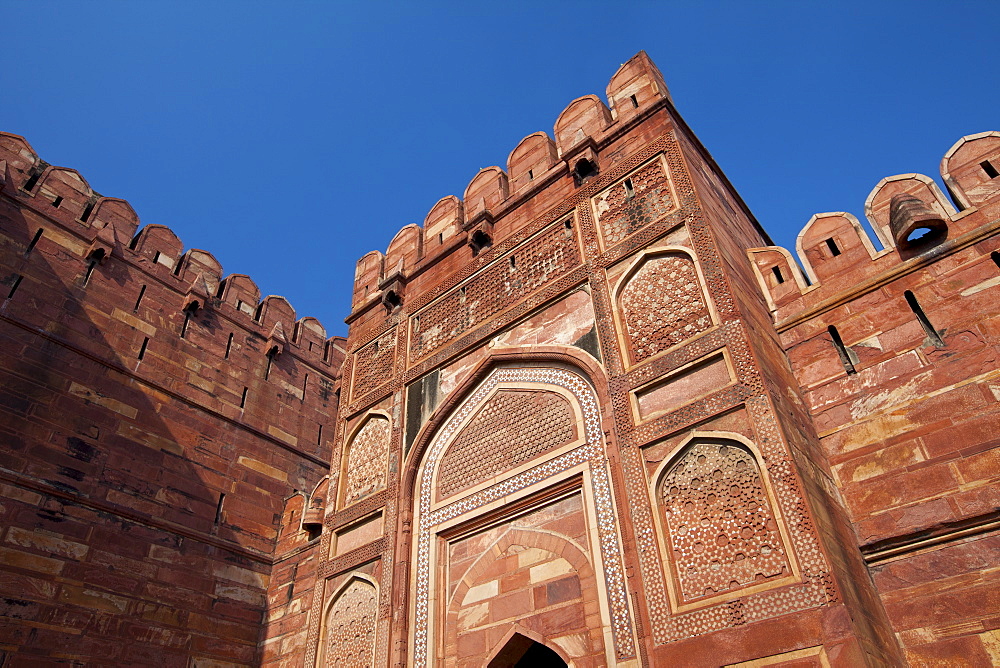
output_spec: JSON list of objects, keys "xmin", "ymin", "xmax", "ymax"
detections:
[{"xmin": 0, "ymin": 153, "xmax": 321, "ymax": 665}]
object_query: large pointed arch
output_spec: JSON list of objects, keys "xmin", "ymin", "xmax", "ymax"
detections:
[
  {"xmin": 395, "ymin": 345, "xmax": 636, "ymax": 667},
  {"xmin": 401, "ymin": 345, "xmax": 613, "ymax": 499}
]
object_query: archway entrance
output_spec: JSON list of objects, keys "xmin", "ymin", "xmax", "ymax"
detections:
[{"xmin": 487, "ymin": 633, "xmax": 567, "ymax": 668}]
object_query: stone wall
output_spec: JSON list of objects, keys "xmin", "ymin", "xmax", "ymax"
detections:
[
  {"xmin": 0, "ymin": 134, "xmax": 344, "ymax": 665},
  {"xmin": 749, "ymin": 132, "xmax": 1000, "ymax": 665}
]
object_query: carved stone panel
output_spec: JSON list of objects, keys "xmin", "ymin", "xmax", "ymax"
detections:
[
  {"xmin": 342, "ymin": 416, "xmax": 391, "ymax": 507},
  {"xmin": 323, "ymin": 577, "xmax": 377, "ymax": 668},
  {"xmin": 408, "ymin": 217, "xmax": 580, "ymax": 364},
  {"xmin": 352, "ymin": 329, "xmax": 396, "ymax": 402},
  {"xmin": 435, "ymin": 389, "xmax": 577, "ymax": 501},
  {"xmin": 619, "ymin": 252, "xmax": 711, "ymax": 364},
  {"xmin": 658, "ymin": 441, "xmax": 792, "ymax": 605},
  {"xmin": 591, "ymin": 155, "xmax": 677, "ymax": 248}
]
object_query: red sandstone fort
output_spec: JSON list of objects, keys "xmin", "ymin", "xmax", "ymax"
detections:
[{"xmin": 0, "ymin": 52, "xmax": 998, "ymax": 666}]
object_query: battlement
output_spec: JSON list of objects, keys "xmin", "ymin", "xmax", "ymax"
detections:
[
  {"xmin": 347, "ymin": 51, "xmax": 670, "ymax": 322},
  {"xmin": 0, "ymin": 132, "xmax": 345, "ymax": 664},
  {"xmin": 748, "ymin": 131, "xmax": 1000, "ymax": 326},
  {"xmin": 0, "ymin": 131, "xmax": 343, "ymax": 369}
]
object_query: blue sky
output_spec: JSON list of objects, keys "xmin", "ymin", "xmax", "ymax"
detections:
[{"xmin": 3, "ymin": 2, "xmax": 997, "ymax": 336}]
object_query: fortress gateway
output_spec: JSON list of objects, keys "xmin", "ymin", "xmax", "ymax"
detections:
[{"xmin": 0, "ymin": 53, "xmax": 998, "ymax": 667}]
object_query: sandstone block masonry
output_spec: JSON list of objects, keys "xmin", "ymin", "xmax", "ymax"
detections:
[
  {"xmin": 0, "ymin": 135, "xmax": 346, "ymax": 665},
  {"xmin": 2, "ymin": 51, "xmax": 999, "ymax": 667}
]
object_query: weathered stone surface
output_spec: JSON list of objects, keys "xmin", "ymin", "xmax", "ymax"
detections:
[{"xmin": 4, "ymin": 51, "xmax": 998, "ymax": 667}]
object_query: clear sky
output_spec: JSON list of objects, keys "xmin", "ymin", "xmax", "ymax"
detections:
[{"xmin": 3, "ymin": 1, "xmax": 997, "ymax": 336}]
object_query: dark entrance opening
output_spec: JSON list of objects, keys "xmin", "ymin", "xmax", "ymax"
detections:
[{"xmin": 487, "ymin": 633, "xmax": 567, "ymax": 668}]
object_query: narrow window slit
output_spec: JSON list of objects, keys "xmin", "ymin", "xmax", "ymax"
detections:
[
  {"xmin": 825, "ymin": 238, "xmax": 841, "ymax": 257},
  {"xmin": 152, "ymin": 251, "xmax": 161, "ymax": 264},
  {"xmin": 509, "ymin": 256, "xmax": 516, "ymax": 269},
  {"xmin": 225, "ymin": 333, "xmax": 234, "ymax": 359},
  {"xmin": 438, "ymin": 233, "xmax": 443, "ymax": 245},
  {"xmin": 80, "ymin": 200, "xmax": 95, "ymax": 223},
  {"xmin": 564, "ymin": 219, "xmax": 573, "ymax": 229},
  {"xmin": 771, "ymin": 266, "xmax": 785, "ymax": 284},
  {"xmin": 254, "ymin": 303, "xmax": 264, "ymax": 322},
  {"xmin": 51, "ymin": 196, "xmax": 63, "ymax": 208},
  {"xmin": 904, "ymin": 290, "xmax": 944, "ymax": 347},
  {"xmin": 264, "ymin": 348, "xmax": 277, "ymax": 380},
  {"xmin": 302, "ymin": 373, "xmax": 309, "ymax": 400},
  {"xmin": 173, "ymin": 257, "xmax": 184, "ymax": 275},
  {"xmin": 22, "ymin": 170, "xmax": 41, "ymax": 192},
  {"xmin": 317, "ymin": 424, "xmax": 323, "ymax": 445},
  {"xmin": 214, "ymin": 493, "xmax": 225, "ymax": 526},
  {"xmin": 240, "ymin": 387, "xmax": 248, "ymax": 408},
  {"xmin": 7, "ymin": 275, "xmax": 23, "ymax": 300},
  {"xmin": 133, "ymin": 285, "xmax": 146, "ymax": 312},
  {"xmin": 528, "ymin": 169, "xmax": 534, "ymax": 180},
  {"xmin": 981, "ymin": 160, "xmax": 999, "ymax": 179},
  {"xmin": 137, "ymin": 337, "xmax": 149, "ymax": 360},
  {"xmin": 828, "ymin": 325, "xmax": 856, "ymax": 375},
  {"xmin": 992, "ymin": 251, "xmax": 1000, "ymax": 270},
  {"xmin": 630, "ymin": 94, "xmax": 639, "ymax": 108},
  {"xmin": 25, "ymin": 229, "xmax": 43, "ymax": 256},
  {"xmin": 83, "ymin": 249, "xmax": 104, "ymax": 286},
  {"xmin": 180, "ymin": 302, "xmax": 199, "ymax": 339}
]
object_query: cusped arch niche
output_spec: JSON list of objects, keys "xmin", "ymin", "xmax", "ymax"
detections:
[
  {"xmin": 615, "ymin": 248, "xmax": 714, "ymax": 366},
  {"xmin": 340, "ymin": 413, "xmax": 391, "ymax": 509},
  {"xmin": 320, "ymin": 574, "xmax": 378, "ymax": 667},
  {"xmin": 653, "ymin": 433, "xmax": 797, "ymax": 609}
]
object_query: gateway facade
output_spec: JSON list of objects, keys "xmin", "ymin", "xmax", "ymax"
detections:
[{"xmin": 0, "ymin": 53, "xmax": 998, "ymax": 666}]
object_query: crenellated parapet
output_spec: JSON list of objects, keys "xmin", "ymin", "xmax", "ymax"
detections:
[
  {"xmin": 346, "ymin": 51, "xmax": 671, "ymax": 327},
  {"xmin": 0, "ymin": 134, "xmax": 345, "ymax": 665},
  {"xmin": 749, "ymin": 131, "xmax": 1000, "ymax": 325},
  {"xmin": 0, "ymin": 131, "xmax": 343, "ymax": 372}
]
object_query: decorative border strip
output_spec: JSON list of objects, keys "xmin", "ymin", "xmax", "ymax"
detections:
[{"xmin": 412, "ymin": 366, "xmax": 636, "ymax": 665}]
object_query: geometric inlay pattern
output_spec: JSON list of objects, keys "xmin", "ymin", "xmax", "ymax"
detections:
[
  {"xmin": 436, "ymin": 389, "xmax": 576, "ymax": 500},
  {"xmin": 413, "ymin": 367, "xmax": 636, "ymax": 666},
  {"xmin": 658, "ymin": 441, "xmax": 791, "ymax": 603},
  {"xmin": 592, "ymin": 157, "xmax": 676, "ymax": 247},
  {"xmin": 352, "ymin": 330, "xmax": 396, "ymax": 401},
  {"xmin": 343, "ymin": 416, "xmax": 391, "ymax": 507},
  {"xmin": 324, "ymin": 578, "xmax": 377, "ymax": 668},
  {"xmin": 620, "ymin": 253, "xmax": 711, "ymax": 363},
  {"xmin": 409, "ymin": 219, "xmax": 580, "ymax": 362}
]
